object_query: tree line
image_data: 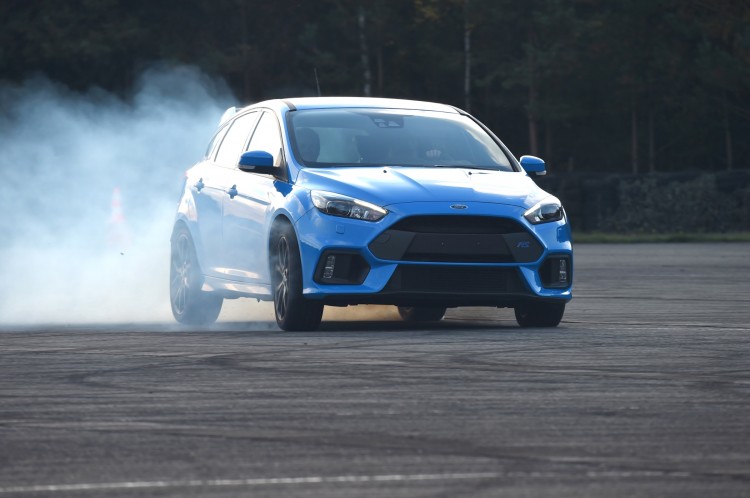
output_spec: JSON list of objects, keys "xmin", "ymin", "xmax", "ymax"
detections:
[{"xmin": 1, "ymin": 0, "xmax": 748, "ymax": 173}]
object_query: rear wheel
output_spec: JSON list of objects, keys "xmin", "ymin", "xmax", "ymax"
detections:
[
  {"xmin": 271, "ymin": 223, "xmax": 324, "ymax": 331},
  {"xmin": 170, "ymin": 226, "xmax": 223, "ymax": 325},
  {"xmin": 397, "ymin": 306, "xmax": 447, "ymax": 322},
  {"xmin": 514, "ymin": 301, "xmax": 565, "ymax": 327}
]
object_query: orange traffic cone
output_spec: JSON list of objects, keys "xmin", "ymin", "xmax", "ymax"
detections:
[{"xmin": 107, "ymin": 187, "xmax": 133, "ymax": 250}]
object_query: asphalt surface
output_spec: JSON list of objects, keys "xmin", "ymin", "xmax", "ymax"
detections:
[{"xmin": 1, "ymin": 243, "xmax": 749, "ymax": 497}]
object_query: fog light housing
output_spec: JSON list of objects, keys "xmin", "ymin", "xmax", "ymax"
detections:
[
  {"xmin": 314, "ymin": 251, "xmax": 370, "ymax": 285},
  {"xmin": 558, "ymin": 258, "xmax": 568, "ymax": 284},
  {"xmin": 323, "ymin": 255, "xmax": 336, "ymax": 279},
  {"xmin": 540, "ymin": 255, "xmax": 572, "ymax": 289}
]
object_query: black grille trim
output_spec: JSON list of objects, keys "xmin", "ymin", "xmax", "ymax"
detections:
[
  {"xmin": 386, "ymin": 215, "xmax": 524, "ymax": 234},
  {"xmin": 319, "ymin": 264, "xmax": 534, "ymax": 307}
]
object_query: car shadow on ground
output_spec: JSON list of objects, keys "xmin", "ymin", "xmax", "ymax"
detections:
[
  {"xmin": 317, "ymin": 319, "xmax": 516, "ymax": 333},
  {"xmin": 0, "ymin": 319, "xmax": 563, "ymax": 335},
  {"xmin": 202, "ymin": 318, "xmax": 544, "ymax": 335}
]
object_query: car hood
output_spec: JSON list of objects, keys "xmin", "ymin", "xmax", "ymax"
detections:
[{"xmin": 296, "ymin": 166, "xmax": 551, "ymax": 210}]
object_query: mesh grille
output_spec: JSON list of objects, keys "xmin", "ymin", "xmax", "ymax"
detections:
[
  {"xmin": 385, "ymin": 265, "xmax": 527, "ymax": 294},
  {"xmin": 369, "ymin": 216, "xmax": 543, "ymax": 263}
]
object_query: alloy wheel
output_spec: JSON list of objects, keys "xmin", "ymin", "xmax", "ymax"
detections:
[
  {"xmin": 274, "ymin": 236, "xmax": 290, "ymax": 321},
  {"xmin": 170, "ymin": 234, "xmax": 192, "ymax": 316}
]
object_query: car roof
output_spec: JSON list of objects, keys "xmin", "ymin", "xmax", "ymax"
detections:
[{"xmin": 250, "ymin": 97, "xmax": 461, "ymax": 114}]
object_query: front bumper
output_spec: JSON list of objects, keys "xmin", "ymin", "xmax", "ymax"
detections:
[{"xmin": 295, "ymin": 201, "xmax": 572, "ymax": 307}]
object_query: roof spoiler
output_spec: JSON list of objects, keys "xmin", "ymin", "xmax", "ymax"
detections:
[{"xmin": 219, "ymin": 106, "xmax": 238, "ymax": 125}]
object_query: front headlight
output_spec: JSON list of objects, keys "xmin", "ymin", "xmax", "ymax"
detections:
[
  {"xmin": 311, "ymin": 190, "xmax": 388, "ymax": 222},
  {"xmin": 524, "ymin": 198, "xmax": 564, "ymax": 224}
]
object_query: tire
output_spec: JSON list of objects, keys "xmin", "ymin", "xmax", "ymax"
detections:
[
  {"xmin": 170, "ymin": 225, "xmax": 223, "ymax": 325},
  {"xmin": 271, "ymin": 222, "xmax": 324, "ymax": 331},
  {"xmin": 397, "ymin": 306, "xmax": 447, "ymax": 322},
  {"xmin": 514, "ymin": 301, "xmax": 565, "ymax": 328}
]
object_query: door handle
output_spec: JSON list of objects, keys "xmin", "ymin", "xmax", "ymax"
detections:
[
  {"xmin": 194, "ymin": 178, "xmax": 204, "ymax": 192},
  {"xmin": 227, "ymin": 184, "xmax": 238, "ymax": 199}
]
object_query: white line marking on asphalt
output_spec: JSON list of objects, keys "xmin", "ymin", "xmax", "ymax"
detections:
[
  {"xmin": 0, "ymin": 469, "xmax": 695, "ymax": 494},
  {"xmin": 0, "ymin": 473, "xmax": 500, "ymax": 494}
]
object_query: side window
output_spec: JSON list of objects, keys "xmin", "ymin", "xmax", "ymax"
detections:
[
  {"xmin": 205, "ymin": 124, "xmax": 230, "ymax": 160},
  {"xmin": 246, "ymin": 112, "xmax": 283, "ymax": 166},
  {"xmin": 214, "ymin": 111, "xmax": 259, "ymax": 168}
]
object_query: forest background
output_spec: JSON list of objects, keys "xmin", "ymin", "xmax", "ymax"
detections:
[{"xmin": 1, "ymin": 0, "xmax": 748, "ymax": 233}]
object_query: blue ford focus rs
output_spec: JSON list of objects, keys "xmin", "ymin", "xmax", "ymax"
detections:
[{"xmin": 170, "ymin": 97, "xmax": 572, "ymax": 331}]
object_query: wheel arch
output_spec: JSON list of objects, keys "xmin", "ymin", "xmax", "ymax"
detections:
[
  {"xmin": 171, "ymin": 218, "xmax": 208, "ymax": 278},
  {"xmin": 268, "ymin": 213, "xmax": 295, "ymax": 272},
  {"xmin": 169, "ymin": 221, "xmax": 223, "ymax": 325},
  {"xmin": 170, "ymin": 217, "xmax": 190, "ymax": 242},
  {"xmin": 268, "ymin": 213, "xmax": 295, "ymax": 245}
]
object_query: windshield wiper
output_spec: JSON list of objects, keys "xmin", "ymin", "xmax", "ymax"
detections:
[{"xmin": 429, "ymin": 164, "xmax": 498, "ymax": 171}]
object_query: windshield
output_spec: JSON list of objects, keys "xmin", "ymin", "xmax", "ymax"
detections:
[{"xmin": 288, "ymin": 108, "xmax": 515, "ymax": 171}]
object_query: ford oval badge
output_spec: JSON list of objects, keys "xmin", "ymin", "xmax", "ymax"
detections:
[{"xmin": 450, "ymin": 204, "xmax": 468, "ymax": 210}]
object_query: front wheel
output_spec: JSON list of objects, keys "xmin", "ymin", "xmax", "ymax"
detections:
[
  {"xmin": 271, "ymin": 223, "xmax": 324, "ymax": 331},
  {"xmin": 170, "ymin": 226, "xmax": 223, "ymax": 325},
  {"xmin": 397, "ymin": 306, "xmax": 447, "ymax": 322},
  {"xmin": 514, "ymin": 301, "xmax": 565, "ymax": 328}
]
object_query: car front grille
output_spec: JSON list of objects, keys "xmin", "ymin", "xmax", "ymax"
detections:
[{"xmin": 369, "ymin": 215, "xmax": 543, "ymax": 263}]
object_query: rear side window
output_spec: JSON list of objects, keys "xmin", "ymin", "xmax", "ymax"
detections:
[{"xmin": 214, "ymin": 111, "xmax": 259, "ymax": 168}]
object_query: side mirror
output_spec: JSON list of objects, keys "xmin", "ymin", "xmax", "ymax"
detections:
[
  {"xmin": 520, "ymin": 155, "xmax": 546, "ymax": 176},
  {"xmin": 239, "ymin": 150, "xmax": 276, "ymax": 175}
]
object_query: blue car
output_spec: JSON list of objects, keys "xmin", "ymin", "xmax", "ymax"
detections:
[{"xmin": 170, "ymin": 97, "xmax": 572, "ymax": 330}]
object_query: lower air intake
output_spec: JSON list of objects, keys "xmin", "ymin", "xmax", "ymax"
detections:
[{"xmin": 384, "ymin": 265, "xmax": 527, "ymax": 294}]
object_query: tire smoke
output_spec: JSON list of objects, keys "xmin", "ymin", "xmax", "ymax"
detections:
[{"xmin": 0, "ymin": 66, "xmax": 233, "ymax": 324}]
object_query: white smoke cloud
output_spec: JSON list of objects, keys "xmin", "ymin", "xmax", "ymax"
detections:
[{"xmin": 0, "ymin": 65, "xmax": 238, "ymax": 324}]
